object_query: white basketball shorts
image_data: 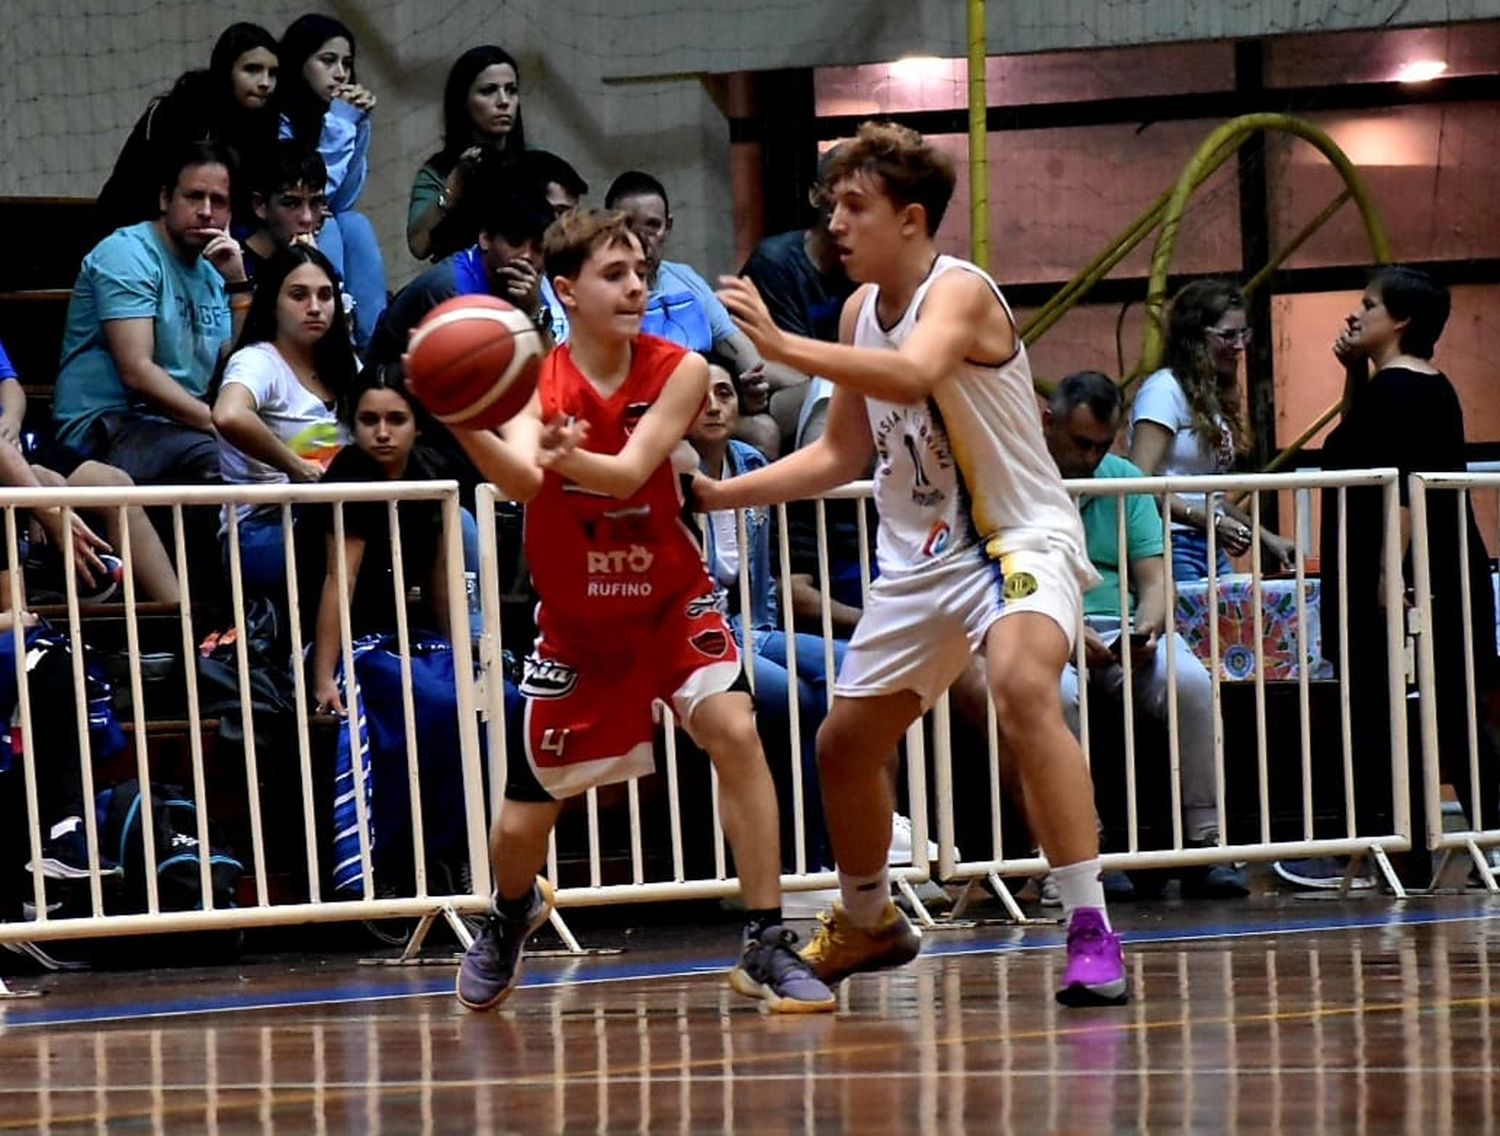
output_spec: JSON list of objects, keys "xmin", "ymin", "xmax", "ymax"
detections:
[{"xmin": 835, "ymin": 542, "xmax": 1084, "ymax": 710}]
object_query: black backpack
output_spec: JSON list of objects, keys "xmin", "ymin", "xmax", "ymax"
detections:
[{"xmin": 97, "ymin": 780, "xmax": 244, "ymax": 913}]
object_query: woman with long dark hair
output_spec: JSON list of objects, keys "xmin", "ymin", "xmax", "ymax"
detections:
[
  {"xmin": 307, "ymin": 365, "xmax": 451, "ymax": 713},
  {"xmin": 276, "ymin": 13, "xmax": 387, "ymax": 349},
  {"xmin": 211, "ymin": 245, "xmax": 355, "ymax": 593},
  {"xmin": 406, "ymin": 45, "xmax": 528, "ymax": 262},
  {"xmin": 98, "ymin": 22, "xmax": 280, "ymax": 232},
  {"xmin": 1130, "ymin": 278, "xmax": 1295, "ymax": 579}
]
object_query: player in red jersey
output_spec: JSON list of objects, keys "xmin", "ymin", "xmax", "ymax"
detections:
[{"xmin": 449, "ymin": 208, "xmax": 835, "ymax": 1014}]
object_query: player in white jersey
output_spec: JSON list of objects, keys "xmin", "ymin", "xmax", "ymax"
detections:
[{"xmin": 709, "ymin": 122, "xmax": 1127, "ymax": 1007}]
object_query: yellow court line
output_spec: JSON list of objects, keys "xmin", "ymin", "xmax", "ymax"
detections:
[{"xmin": 4, "ymin": 989, "xmax": 1498, "ymax": 1131}]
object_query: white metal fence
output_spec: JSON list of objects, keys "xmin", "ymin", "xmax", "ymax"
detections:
[
  {"xmin": 929, "ymin": 469, "xmax": 1415, "ymax": 904},
  {"xmin": 4, "ymin": 464, "xmax": 1495, "ymax": 971},
  {"xmin": 1, "ymin": 481, "xmax": 490, "ymax": 952},
  {"xmin": 1408, "ymin": 472, "xmax": 1500, "ymax": 891}
]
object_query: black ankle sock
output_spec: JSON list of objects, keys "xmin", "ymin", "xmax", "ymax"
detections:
[
  {"xmin": 495, "ymin": 885, "xmax": 536, "ymax": 919},
  {"xmin": 744, "ymin": 908, "xmax": 783, "ymax": 939}
]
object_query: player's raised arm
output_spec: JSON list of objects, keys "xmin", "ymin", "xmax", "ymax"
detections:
[
  {"xmin": 542, "ymin": 351, "xmax": 708, "ymax": 499},
  {"xmin": 697, "ymin": 382, "xmax": 872, "ymax": 512},
  {"xmin": 699, "ymin": 285, "xmax": 875, "ymax": 511},
  {"xmin": 718, "ymin": 270, "xmax": 1006, "ymax": 407}
]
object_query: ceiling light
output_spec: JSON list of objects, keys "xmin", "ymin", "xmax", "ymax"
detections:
[
  {"xmin": 1394, "ymin": 59, "xmax": 1448, "ymax": 83},
  {"xmin": 889, "ymin": 56, "xmax": 949, "ymax": 83}
]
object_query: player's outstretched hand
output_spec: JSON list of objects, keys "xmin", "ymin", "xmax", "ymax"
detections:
[
  {"xmin": 716, "ymin": 276, "xmax": 786, "ymax": 361},
  {"xmin": 537, "ymin": 414, "xmax": 590, "ymax": 470}
]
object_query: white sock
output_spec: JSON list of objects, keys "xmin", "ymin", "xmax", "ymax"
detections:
[
  {"xmin": 1051, "ymin": 859, "xmax": 1110, "ymax": 930},
  {"xmin": 838, "ymin": 867, "xmax": 890, "ymax": 929}
]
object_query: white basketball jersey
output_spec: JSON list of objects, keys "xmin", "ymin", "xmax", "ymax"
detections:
[{"xmin": 854, "ymin": 256, "xmax": 1096, "ymax": 587}]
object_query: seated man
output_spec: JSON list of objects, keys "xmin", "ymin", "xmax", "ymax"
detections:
[
  {"xmin": 605, "ymin": 170, "xmax": 797, "ymax": 457},
  {"xmin": 366, "ymin": 179, "xmax": 554, "ymax": 367},
  {"xmin": 54, "ymin": 138, "xmax": 249, "ymax": 486},
  {"xmin": 1043, "ymin": 370, "xmax": 1247, "ymax": 898},
  {"xmin": 239, "ymin": 141, "xmax": 329, "ymax": 279},
  {"xmin": 740, "ymin": 144, "xmax": 855, "ymax": 453}
]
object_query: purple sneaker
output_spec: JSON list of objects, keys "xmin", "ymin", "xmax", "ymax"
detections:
[{"xmin": 1056, "ymin": 907, "xmax": 1128, "ymax": 1007}]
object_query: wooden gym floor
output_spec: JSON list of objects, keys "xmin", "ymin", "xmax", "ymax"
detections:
[{"xmin": 0, "ymin": 893, "xmax": 1497, "ymax": 1133}]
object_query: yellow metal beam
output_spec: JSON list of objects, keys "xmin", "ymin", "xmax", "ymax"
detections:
[
  {"xmin": 1021, "ymin": 138, "xmax": 1240, "ymax": 350},
  {"xmin": 1140, "ymin": 113, "xmax": 1391, "ymax": 377},
  {"xmin": 967, "ymin": 0, "xmax": 988, "ymax": 270},
  {"xmin": 1242, "ymin": 188, "xmax": 1352, "ymax": 299}
]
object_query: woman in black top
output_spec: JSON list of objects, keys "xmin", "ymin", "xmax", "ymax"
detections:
[
  {"xmin": 1319, "ymin": 265, "xmax": 1497, "ymax": 883},
  {"xmin": 308, "ymin": 367, "xmax": 450, "ymax": 715},
  {"xmin": 98, "ymin": 23, "xmax": 281, "ymax": 233}
]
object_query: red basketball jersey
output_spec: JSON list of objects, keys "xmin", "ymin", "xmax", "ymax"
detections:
[{"xmin": 525, "ymin": 334, "xmax": 708, "ymax": 624}]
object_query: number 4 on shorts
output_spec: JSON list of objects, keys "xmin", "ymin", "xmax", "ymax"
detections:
[{"xmin": 540, "ymin": 728, "xmax": 569, "ymax": 757}]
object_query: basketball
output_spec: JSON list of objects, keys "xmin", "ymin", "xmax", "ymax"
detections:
[{"xmin": 404, "ymin": 295, "xmax": 545, "ymax": 430}]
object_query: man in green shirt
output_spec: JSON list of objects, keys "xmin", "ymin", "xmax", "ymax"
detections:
[{"xmin": 1044, "ymin": 371, "xmax": 1247, "ymax": 899}]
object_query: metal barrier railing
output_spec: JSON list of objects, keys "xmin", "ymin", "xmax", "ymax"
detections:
[
  {"xmin": 4, "ymin": 464, "xmax": 1477, "ymax": 982},
  {"xmin": 1, "ymin": 480, "xmax": 489, "ymax": 955},
  {"xmin": 929, "ymin": 468, "xmax": 1414, "ymax": 905},
  {"xmin": 1408, "ymin": 472, "xmax": 1500, "ymax": 892}
]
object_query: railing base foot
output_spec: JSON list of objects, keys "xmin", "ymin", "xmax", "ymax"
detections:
[
  {"xmin": 895, "ymin": 877, "xmax": 937, "ymax": 928},
  {"xmin": 0, "ymin": 974, "xmax": 42, "ymax": 1000},
  {"xmin": 945, "ymin": 874, "xmax": 1058, "ymax": 927},
  {"xmin": 1369, "ymin": 846, "xmax": 1407, "ymax": 899},
  {"xmin": 1465, "ymin": 840, "xmax": 1500, "ymax": 893}
]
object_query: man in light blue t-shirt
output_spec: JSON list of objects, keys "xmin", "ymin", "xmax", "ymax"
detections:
[
  {"xmin": 54, "ymin": 138, "xmax": 250, "ymax": 485},
  {"xmin": 604, "ymin": 170, "xmax": 802, "ymax": 456},
  {"xmin": 1043, "ymin": 370, "xmax": 1247, "ymax": 899}
]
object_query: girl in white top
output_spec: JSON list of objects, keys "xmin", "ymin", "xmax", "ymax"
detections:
[
  {"xmin": 212, "ymin": 245, "xmax": 355, "ymax": 594},
  {"xmin": 1128, "ymin": 278, "xmax": 1294, "ymax": 580}
]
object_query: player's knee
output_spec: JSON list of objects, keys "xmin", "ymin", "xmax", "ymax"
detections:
[
  {"xmin": 697, "ymin": 702, "xmax": 763, "ymax": 762},
  {"xmin": 990, "ymin": 665, "xmax": 1062, "ymax": 736},
  {"xmin": 814, "ymin": 712, "xmax": 850, "ymax": 762},
  {"xmin": 814, "ymin": 716, "xmax": 871, "ymax": 782}
]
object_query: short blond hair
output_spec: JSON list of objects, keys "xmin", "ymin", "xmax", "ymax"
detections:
[
  {"xmin": 543, "ymin": 207, "xmax": 640, "ymax": 281},
  {"xmin": 823, "ymin": 121, "xmax": 956, "ymax": 236}
]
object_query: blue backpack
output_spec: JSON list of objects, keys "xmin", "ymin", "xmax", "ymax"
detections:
[{"xmin": 97, "ymin": 780, "xmax": 244, "ymax": 912}]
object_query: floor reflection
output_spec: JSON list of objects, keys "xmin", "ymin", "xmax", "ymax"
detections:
[{"xmin": 0, "ymin": 902, "xmax": 1496, "ymax": 1133}]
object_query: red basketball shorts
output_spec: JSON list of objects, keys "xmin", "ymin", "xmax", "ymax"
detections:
[{"xmin": 505, "ymin": 587, "xmax": 745, "ymax": 802}]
